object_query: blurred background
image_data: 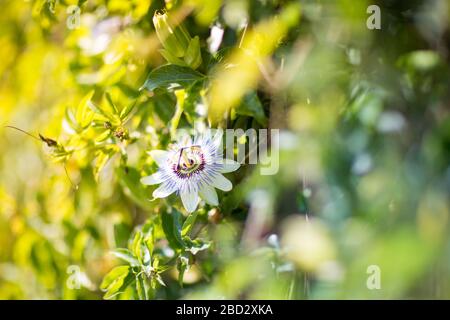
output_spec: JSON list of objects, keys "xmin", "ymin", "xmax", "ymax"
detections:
[{"xmin": 0, "ymin": 0, "xmax": 449, "ymax": 299}]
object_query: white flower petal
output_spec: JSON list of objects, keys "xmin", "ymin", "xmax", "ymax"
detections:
[
  {"xmin": 148, "ymin": 150, "xmax": 169, "ymax": 167},
  {"xmin": 181, "ymin": 190, "xmax": 200, "ymax": 213},
  {"xmin": 153, "ymin": 183, "xmax": 176, "ymax": 198},
  {"xmin": 212, "ymin": 174, "xmax": 232, "ymax": 191},
  {"xmin": 220, "ymin": 159, "xmax": 240, "ymax": 173},
  {"xmin": 140, "ymin": 172, "xmax": 163, "ymax": 185},
  {"xmin": 199, "ymin": 185, "xmax": 219, "ymax": 206}
]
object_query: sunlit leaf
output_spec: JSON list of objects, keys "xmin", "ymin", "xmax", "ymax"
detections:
[
  {"xmin": 161, "ymin": 210, "xmax": 185, "ymax": 250},
  {"xmin": 181, "ymin": 211, "xmax": 198, "ymax": 237},
  {"xmin": 111, "ymin": 249, "xmax": 139, "ymax": 267},
  {"xmin": 100, "ymin": 266, "xmax": 133, "ymax": 299},
  {"xmin": 141, "ymin": 65, "xmax": 205, "ymax": 92}
]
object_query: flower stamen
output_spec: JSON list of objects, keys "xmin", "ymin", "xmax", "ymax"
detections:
[{"xmin": 172, "ymin": 145, "xmax": 205, "ymax": 179}]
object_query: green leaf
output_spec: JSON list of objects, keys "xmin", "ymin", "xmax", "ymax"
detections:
[
  {"xmin": 93, "ymin": 148, "xmax": 114, "ymax": 181},
  {"xmin": 236, "ymin": 92, "xmax": 268, "ymax": 126},
  {"xmin": 185, "ymin": 238, "xmax": 211, "ymax": 255},
  {"xmin": 88, "ymin": 100, "xmax": 118, "ymax": 124},
  {"xmin": 135, "ymin": 273, "xmax": 151, "ymax": 300},
  {"xmin": 32, "ymin": 0, "xmax": 51, "ymax": 16},
  {"xmin": 135, "ymin": 275, "xmax": 145, "ymax": 300},
  {"xmin": 154, "ymin": 273, "xmax": 166, "ymax": 287},
  {"xmin": 153, "ymin": 91, "xmax": 176, "ymax": 123},
  {"xmin": 132, "ymin": 231, "xmax": 143, "ymax": 263},
  {"xmin": 64, "ymin": 107, "xmax": 81, "ymax": 133},
  {"xmin": 116, "ymin": 167, "xmax": 152, "ymax": 210},
  {"xmin": 161, "ymin": 210, "xmax": 185, "ymax": 250},
  {"xmin": 117, "ymin": 83, "xmax": 141, "ymax": 99},
  {"xmin": 111, "ymin": 249, "xmax": 139, "ymax": 266},
  {"xmin": 100, "ymin": 266, "xmax": 129, "ymax": 290},
  {"xmin": 131, "ymin": 230, "xmax": 151, "ymax": 270},
  {"xmin": 119, "ymin": 100, "xmax": 137, "ymax": 122},
  {"xmin": 105, "ymin": 92, "xmax": 119, "ymax": 115},
  {"xmin": 159, "ymin": 49, "xmax": 188, "ymax": 66},
  {"xmin": 100, "ymin": 266, "xmax": 133, "ymax": 299},
  {"xmin": 184, "ymin": 36, "xmax": 202, "ymax": 69},
  {"xmin": 95, "ymin": 129, "xmax": 111, "ymax": 143},
  {"xmin": 181, "ymin": 211, "xmax": 198, "ymax": 237},
  {"xmin": 141, "ymin": 65, "xmax": 204, "ymax": 92},
  {"xmin": 142, "ymin": 220, "xmax": 155, "ymax": 257},
  {"xmin": 76, "ymin": 90, "xmax": 95, "ymax": 127}
]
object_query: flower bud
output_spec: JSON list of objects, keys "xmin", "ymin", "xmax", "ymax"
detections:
[
  {"xmin": 153, "ymin": 11, "xmax": 202, "ymax": 69},
  {"xmin": 184, "ymin": 36, "xmax": 202, "ymax": 70}
]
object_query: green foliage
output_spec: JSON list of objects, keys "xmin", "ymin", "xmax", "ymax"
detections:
[
  {"xmin": 0, "ymin": 0, "xmax": 449, "ymax": 300},
  {"xmin": 141, "ymin": 65, "xmax": 205, "ymax": 91}
]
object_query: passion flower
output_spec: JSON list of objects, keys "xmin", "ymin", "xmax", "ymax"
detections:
[{"xmin": 141, "ymin": 132, "xmax": 240, "ymax": 212}]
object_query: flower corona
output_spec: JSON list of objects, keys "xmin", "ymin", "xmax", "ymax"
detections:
[{"xmin": 141, "ymin": 132, "xmax": 240, "ymax": 212}]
